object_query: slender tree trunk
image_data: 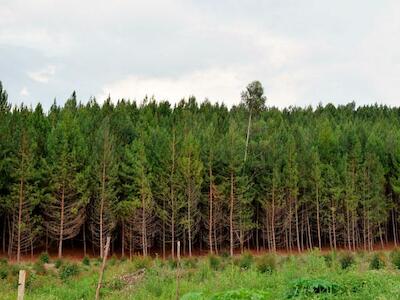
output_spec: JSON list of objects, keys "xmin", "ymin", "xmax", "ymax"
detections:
[
  {"xmin": 230, "ymin": 172, "xmax": 234, "ymax": 256},
  {"xmin": 17, "ymin": 175, "xmax": 24, "ymax": 263},
  {"xmin": 346, "ymin": 204, "xmax": 351, "ymax": 251},
  {"xmin": 142, "ymin": 194, "xmax": 147, "ymax": 257},
  {"xmin": 58, "ymin": 183, "xmax": 65, "ymax": 259},
  {"xmin": 121, "ymin": 221, "xmax": 124, "ymax": 258},
  {"xmin": 100, "ymin": 160, "xmax": 106, "ymax": 258},
  {"xmin": 170, "ymin": 132, "xmax": 176, "ymax": 258},
  {"xmin": 2, "ymin": 217, "xmax": 6, "ymax": 254},
  {"xmin": 295, "ymin": 199, "xmax": 300, "ymax": 253},
  {"xmin": 316, "ymin": 185, "xmax": 321, "ymax": 250},
  {"xmin": 209, "ymin": 165, "xmax": 213, "ymax": 254},
  {"xmin": 392, "ymin": 208, "xmax": 397, "ymax": 247},
  {"xmin": 272, "ymin": 186, "xmax": 276, "ymax": 252}
]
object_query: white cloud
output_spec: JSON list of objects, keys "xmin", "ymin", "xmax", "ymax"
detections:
[
  {"xmin": 27, "ymin": 65, "xmax": 56, "ymax": 83},
  {"xmin": 20, "ymin": 87, "xmax": 29, "ymax": 97},
  {"xmin": 97, "ymin": 68, "xmax": 246, "ymax": 107}
]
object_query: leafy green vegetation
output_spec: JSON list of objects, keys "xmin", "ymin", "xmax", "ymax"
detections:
[{"xmin": 0, "ymin": 251, "xmax": 399, "ymax": 299}]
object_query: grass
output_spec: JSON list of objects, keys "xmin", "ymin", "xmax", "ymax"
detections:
[{"xmin": 1, "ymin": 250, "xmax": 400, "ymax": 299}]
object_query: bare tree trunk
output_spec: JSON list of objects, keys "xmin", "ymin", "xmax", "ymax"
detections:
[
  {"xmin": 95, "ymin": 236, "xmax": 111, "ymax": 300},
  {"xmin": 230, "ymin": 172, "xmax": 234, "ymax": 256},
  {"xmin": 142, "ymin": 195, "xmax": 147, "ymax": 257},
  {"xmin": 346, "ymin": 205, "xmax": 351, "ymax": 251},
  {"xmin": 17, "ymin": 175, "xmax": 24, "ymax": 263},
  {"xmin": 209, "ymin": 165, "xmax": 213, "ymax": 254},
  {"xmin": 2, "ymin": 217, "xmax": 5, "ymax": 254},
  {"xmin": 316, "ymin": 185, "xmax": 321, "ymax": 250},
  {"xmin": 295, "ymin": 199, "xmax": 300, "ymax": 253},
  {"xmin": 100, "ymin": 160, "xmax": 106, "ymax": 258},
  {"xmin": 58, "ymin": 184, "xmax": 65, "ymax": 259},
  {"xmin": 271, "ymin": 186, "xmax": 276, "ymax": 252},
  {"xmin": 170, "ymin": 132, "xmax": 176, "ymax": 259},
  {"xmin": 121, "ymin": 221, "xmax": 124, "ymax": 258},
  {"xmin": 393, "ymin": 208, "xmax": 397, "ymax": 247}
]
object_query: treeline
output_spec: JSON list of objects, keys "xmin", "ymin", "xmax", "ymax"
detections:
[{"xmin": 1, "ymin": 81, "xmax": 400, "ymax": 262}]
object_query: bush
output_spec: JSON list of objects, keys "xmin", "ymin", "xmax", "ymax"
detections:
[
  {"xmin": 183, "ymin": 257, "xmax": 198, "ymax": 269},
  {"xmin": 134, "ymin": 256, "xmax": 152, "ymax": 269},
  {"xmin": 167, "ymin": 258, "xmax": 178, "ymax": 269},
  {"xmin": 109, "ymin": 254, "xmax": 117, "ymax": 266},
  {"xmin": 237, "ymin": 252, "xmax": 253, "ymax": 270},
  {"xmin": 390, "ymin": 249, "xmax": 400, "ymax": 269},
  {"xmin": 0, "ymin": 265, "xmax": 8, "ymax": 279},
  {"xmin": 339, "ymin": 252, "xmax": 355, "ymax": 270},
  {"xmin": 54, "ymin": 259, "xmax": 63, "ymax": 269},
  {"xmin": 59, "ymin": 263, "xmax": 80, "ymax": 281},
  {"xmin": 208, "ymin": 255, "xmax": 221, "ymax": 271},
  {"xmin": 39, "ymin": 252, "xmax": 50, "ymax": 264},
  {"xmin": 82, "ymin": 256, "xmax": 90, "ymax": 266},
  {"xmin": 256, "ymin": 254, "xmax": 276, "ymax": 274},
  {"xmin": 286, "ymin": 278, "xmax": 340, "ymax": 298},
  {"xmin": 219, "ymin": 251, "xmax": 230, "ymax": 259},
  {"xmin": 33, "ymin": 261, "xmax": 46, "ymax": 275},
  {"xmin": 369, "ymin": 253, "xmax": 386, "ymax": 270}
]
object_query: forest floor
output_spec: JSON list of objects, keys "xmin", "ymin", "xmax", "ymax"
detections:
[{"xmin": 1, "ymin": 248, "xmax": 400, "ymax": 299}]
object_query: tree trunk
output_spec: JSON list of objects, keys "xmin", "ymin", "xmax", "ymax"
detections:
[
  {"xmin": 209, "ymin": 165, "xmax": 213, "ymax": 254},
  {"xmin": 100, "ymin": 160, "xmax": 106, "ymax": 258},
  {"xmin": 230, "ymin": 171, "xmax": 234, "ymax": 256},
  {"xmin": 17, "ymin": 175, "xmax": 24, "ymax": 263},
  {"xmin": 316, "ymin": 185, "xmax": 321, "ymax": 250},
  {"xmin": 58, "ymin": 183, "xmax": 65, "ymax": 259},
  {"xmin": 142, "ymin": 194, "xmax": 147, "ymax": 257}
]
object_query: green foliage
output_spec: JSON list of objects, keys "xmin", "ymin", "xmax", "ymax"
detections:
[
  {"xmin": 369, "ymin": 253, "xmax": 386, "ymax": 270},
  {"xmin": 236, "ymin": 252, "xmax": 253, "ymax": 270},
  {"xmin": 390, "ymin": 249, "xmax": 400, "ymax": 269},
  {"xmin": 256, "ymin": 254, "xmax": 276, "ymax": 274},
  {"xmin": 54, "ymin": 259, "xmax": 63, "ymax": 269},
  {"xmin": 183, "ymin": 257, "xmax": 198, "ymax": 269},
  {"xmin": 339, "ymin": 252, "xmax": 355, "ymax": 270},
  {"xmin": 33, "ymin": 261, "xmax": 46, "ymax": 275},
  {"xmin": 286, "ymin": 278, "xmax": 340, "ymax": 298},
  {"xmin": 134, "ymin": 256, "xmax": 152, "ymax": 270},
  {"xmin": 82, "ymin": 256, "xmax": 90, "ymax": 266},
  {"xmin": 0, "ymin": 265, "xmax": 8, "ymax": 279},
  {"xmin": 59, "ymin": 263, "xmax": 80, "ymax": 281},
  {"xmin": 39, "ymin": 252, "xmax": 50, "ymax": 264},
  {"xmin": 208, "ymin": 255, "xmax": 221, "ymax": 271}
]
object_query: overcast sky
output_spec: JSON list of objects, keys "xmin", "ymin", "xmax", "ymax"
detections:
[{"xmin": 1, "ymin": 0, "xmax": 400, "ymax": 110}]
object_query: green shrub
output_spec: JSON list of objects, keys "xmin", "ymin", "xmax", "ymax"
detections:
[
  {"xmin": 109, "ymin": 254, "xmax": 117, "ymax": 266},
  {"xmin": 369, "ymin": 253, "xmax": 386, "ymax": 270},
  {"xmin": 134, "ymin": 256, "xmax": 152, "ymax": 269},
  {"xmin": 339, "ymin": 252, "xmax": 355, "ymax": 270},
  {"xmin": 82, "ymin": 256, "xmax": 90, "ymax": 266},
  {"xmin": 322, "ymin": 252, "xmax": 335, "ymax": 267},
  {"xmin": 183, "ymin": 257, "xmax": 198, "ymax": 269},
  {"xmin": 256, "ymin": 254, "xmax": 276, "ymax": 274},
  {"xmin": 219, "ymin": 251, "xmax": 230, "ymax": 259},
  {"xmin": 286, "ymin": 278, "xmax": 340, "ymax": 298},
  {"xmin": 33, "ymin": 261, "xmax": 46, "ymax": 275},
  {"xmin": 212, "ymin": 289, "xmax": 269, "ymax": 299},
  {"xmin": 390, "ymin": 249, "xmax": 400, "ymax": 269},
  {"xmin": 107, "ymin": 278, "xmax": 125, "ymax": 290},
  {"xmin": 0, "ymin": 265, "xmax": 8, "ymax": 279},
  {"xmin": 208, "ymin": 255, "xmax": 221, "ymax": 271},
  {"xmin": 39, "ymin": 252, "xmax": 50, "ymax": 264},
  {"xmin": 54, "ymin": 259, "xmax": 63, "ymax": 269},
  {"xmin": 237, "ymin": 252, "xmax": 253, "ymax": 270},
  {"xmin": 59, "ymin": 263, "xmax": 80, "ymax": 281},
  {"xmin": 167, "ymin": 258, "xmax": 177, "ymax": 269},
  {"xmin": 0, "ymin": 258, "xmax": 8, "ymax": 265}
]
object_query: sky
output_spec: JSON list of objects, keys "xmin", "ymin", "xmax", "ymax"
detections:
[{"xmin": 1, "ymin": 0, "xmax": 400, "ymax": 110}]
